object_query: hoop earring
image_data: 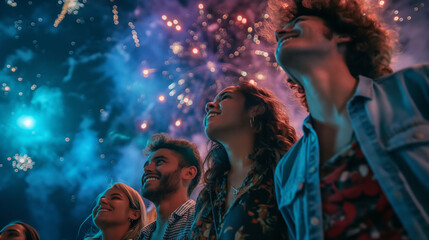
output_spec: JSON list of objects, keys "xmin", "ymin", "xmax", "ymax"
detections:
[{"xmin": 250, "ymin": 116, "xmax": 255, "ymax": 128}]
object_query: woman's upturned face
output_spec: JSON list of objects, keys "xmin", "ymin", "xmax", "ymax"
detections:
[
  {"xmin": 204, "ymin": 86, "xmax": 251, "ymax": 141},
  {"xmin": 92, "ymin": 187, "xmax": 135, "ymax": 229},
  {"xmin": 0, "ymin": 224, "xmax": 26, "ymax": 240}
]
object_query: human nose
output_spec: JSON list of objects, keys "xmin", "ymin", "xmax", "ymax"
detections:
[
  {"xmin": 144, "ymin": 161, "xmax": 155, "ymax": 173},
  {"xmin": 99, "ymin": 196, "xmax": 108, "ymax": 204},
  {"xmin": 205, "ymin": 101, "xmax": 216, "ymax": 113}
]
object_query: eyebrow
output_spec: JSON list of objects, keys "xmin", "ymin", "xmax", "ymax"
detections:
[
  {"xmin": 110, "ymin": 193, "xmax": 122, "ymax": 198},
  {"xmin": 3, "ymin": 229, "xmax": 19, "ymax": 234},
  {"xmin": 215, "ymin": 91, "xmax": 233, "ymax": 101},
  {"xmin": 145, "ymin": 155, "xmax": 167, "ymax": 166}
]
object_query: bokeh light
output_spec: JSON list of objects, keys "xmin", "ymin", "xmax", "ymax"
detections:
[
  {"xmin": 175, "ymin": 120, "xmax": 182, "ymax": 127},
  {"xmin": 17, "ymin": 116, "xmax": 36, "ymax": 130}
]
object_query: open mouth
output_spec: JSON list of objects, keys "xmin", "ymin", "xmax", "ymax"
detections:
[
  {"xmin": 144, "ymin": 175, "xmax": 160, "ymax": 183},
  {"xmin": 145, "ymin": 177, "xmax": 159, "ymax": 182},
  {"xmin": 98, "ymin": 207, "xmax": 112, "ymax": 212},
  {"xmin": 279, "ymin": 35, "xmax": 298, "ymax": 44},
  {"xmin": 207, "ymin": 112, "xmax": 220, "ymax": 119}
]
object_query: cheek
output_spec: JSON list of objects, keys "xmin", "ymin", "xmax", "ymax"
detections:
[{"xmin": 222, "ymin": 102, "xmax": 245, "ymax": 116}]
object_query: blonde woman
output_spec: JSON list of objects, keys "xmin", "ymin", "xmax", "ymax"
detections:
[{"xmin": 85, "ymin": 183, "xmax": 152, "ymax": 240}]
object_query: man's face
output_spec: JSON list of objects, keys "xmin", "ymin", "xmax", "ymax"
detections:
[
  {"xmin": 275, "ymin": 15, "xmax": 336, "ymax": 75},
  {"xmin": 141, "ymin": 148, "xmax": 183, "ymax": 204}
]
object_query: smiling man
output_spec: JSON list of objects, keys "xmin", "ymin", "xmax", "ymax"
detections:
[
  {"xmin": 263, "ymin": 0, "xmax": 429, "ymax": 239},
  {"xmin": 138, "ymin": 133, "xmax": 202, "ymax": 240}
]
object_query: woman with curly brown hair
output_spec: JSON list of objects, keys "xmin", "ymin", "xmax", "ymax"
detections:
[
  {"xmin": 189, "ymin": 82, "xmax": 297, "ymax": 239},
  {"xmin": 263, "ymin": 0, "xmax": 429, "ymax": 239}
]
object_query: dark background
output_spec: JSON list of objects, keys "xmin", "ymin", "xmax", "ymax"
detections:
[{"xmin": 0, "ymin": 0, "xmax": 427, "ymax": 239}]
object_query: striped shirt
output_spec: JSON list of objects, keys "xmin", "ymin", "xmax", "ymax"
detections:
[{"xmin": 137, "ymin": 200, "xmax": 195, "ymax": 240}]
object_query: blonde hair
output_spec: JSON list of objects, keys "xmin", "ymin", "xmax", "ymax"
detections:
[{"xmin": 85, "ymin": 183, "xmax": 151, "ymax": 240}]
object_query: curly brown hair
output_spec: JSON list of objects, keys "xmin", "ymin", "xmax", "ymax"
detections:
[
  {"xmin": 200, "ymin": 82, "xmax": 297, "ymax": 199},
  {"xmin": 262, "ymin": 0, "xmax": 397, "ymax": 110}
]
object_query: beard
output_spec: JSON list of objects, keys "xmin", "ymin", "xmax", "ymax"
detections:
[{"xmin": 142, "ymin": 168, "xmax": 181, "ymax": 204}]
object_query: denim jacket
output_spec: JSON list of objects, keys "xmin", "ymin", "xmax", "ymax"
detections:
[{"xmin": 275, "ymin": 64, "xmax": 429, "ymax": 240}]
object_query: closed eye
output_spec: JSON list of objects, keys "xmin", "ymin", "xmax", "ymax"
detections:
[
  {"xmin": 156, "ymin": 159, "xmax": 166, "ymax": 166},
  {"xmin": 110, "ymin": 193, "xmax": 123, "ymax": 200},
  {"xmin": 220, "ymin": 94, "xmax": 231, "ymax": 100},
  {"xmin": 283, "ymin": 16, "xmax": 305, "ymax": 29},
  {"xmin": 2, "ymin": 230, "xmax": 20, "ymax": 237}
]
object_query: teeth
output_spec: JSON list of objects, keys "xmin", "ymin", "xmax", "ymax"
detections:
[
  {"xmin": 146, "ymin": 177, "xmax": 158, "ymax": 182},
  {"xmin": 208, "ymin": 113, "xmax": 219, "ymax": 118},
  {"xmin": 99, "ymin": 209, "xmax": 110, "ymax": 212}
]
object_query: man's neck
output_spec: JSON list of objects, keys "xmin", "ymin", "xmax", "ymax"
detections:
[
  {"xmin": 154, "ymin": 190, "xmax": 189, "ymax": 229},
  {"xmin": 294, "ymin": 58, "xmax": 357, "ymax": 162},
  {"xmin": 301, "ymin": 63, "xmax": 357, "ymax": 123}
]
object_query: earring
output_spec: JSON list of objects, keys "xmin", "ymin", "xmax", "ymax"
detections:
[
  {"xmin": 250, "ymin": 116, "xmax": 255, "ymax": 128},
  {"xmin": 128, "ymin": 218, "xmax": 133, "ymax": 222}
]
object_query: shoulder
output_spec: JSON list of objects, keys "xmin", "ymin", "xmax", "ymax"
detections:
[
  {"xmin": 367, "ymin": 64, "xmax": 429, "ymax": 109},
  {"xmin": 178, "ymin": 199, "xmax": 195, "ymax": 214},
  {"xmin": 173, "ymin": 200, "xmax": 196, "ymax": 223},
  {"xmin": 375, "ymin": 63, "xmax": 429, "ymax": 86},
  {"xmin": 138, "ymin": 221, "xmax": 156, "ymax": 239}
]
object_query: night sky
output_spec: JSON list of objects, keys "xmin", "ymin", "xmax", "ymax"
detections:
[{"xmin": 0, "ymin": 0, "xmax": 428, "ymax": 239}]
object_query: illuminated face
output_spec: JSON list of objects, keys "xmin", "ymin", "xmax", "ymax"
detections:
[
  {"xmin": 204, "ymin": 86, "xmax": 250, "ymax": 141},
  {"xmin": 92, "ymin": 187, "xmax": 136, "ymax": 229},
  {"xmin": 275, "ymin": 15, "xmax": 336, "ymax": 74},
  {"xmin": 0, "ymin": 224, "xmax": 26, "ymax": 240},
  {"xmin": 141, "ymin": 148, "xmax": 182, "ymax": 204}
]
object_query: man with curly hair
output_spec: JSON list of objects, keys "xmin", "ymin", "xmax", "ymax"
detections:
[{"xmin": 263, "ymin": 0, "xmax": 429, "ymax": 239}]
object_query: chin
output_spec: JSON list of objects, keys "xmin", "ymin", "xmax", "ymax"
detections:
[
  {"xmin": 142, "ymin": 190, "xmax": 162, "ymax": 204},
  {"xmin": 276, "ymin": 50, "xmax": 295, "ymax": 69},
  {"xmin": 204, "ymin": 125, "xmax": 220, "ymax": 142}
]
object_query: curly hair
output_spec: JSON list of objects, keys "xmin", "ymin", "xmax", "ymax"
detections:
[
  {"xmin": 200, "ymin": 82, "xmax": 297, "ymax": 199},
  {"xmin": 144, "ymin": 133, "xmax": 202, "ymax": 196},
  {"xmin": 262, "ymin": 0, "xmax": 397, "ymax": 110}
]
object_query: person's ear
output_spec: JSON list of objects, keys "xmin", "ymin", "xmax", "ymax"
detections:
[
  {"xmin": 181, "ymin": 166, "xmax": 197, "ymax": 180},
  {"xmin": 249, "ymin": 104, "xmax": 266, "ymax": 118},
  {"xmin": 129, "ymin": 209, "xmax": 141, "ymax": 221},
  {"xmin": 335, "ymin": 34, "xmax": 351, "ymax": 44}
]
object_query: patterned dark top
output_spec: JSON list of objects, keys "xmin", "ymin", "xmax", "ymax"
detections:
[
  {"xmin": 137, "ymin": 200, "xmax": 195, "ymax": 240},
  {"xmin": 189, "ymin": 167, "xmax": 288, "ymax": 240},
  {"xmin": 320, "ymin": 142, "xmax": 409, "ymax": 240}
]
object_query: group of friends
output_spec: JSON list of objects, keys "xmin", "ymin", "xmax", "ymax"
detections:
[{"xmin": 2, "ymin": 0, "xmax": 428, "ymax": 239}]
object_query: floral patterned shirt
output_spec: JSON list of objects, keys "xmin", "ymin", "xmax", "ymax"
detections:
[
  {"xmin": 189, "ymin": 167, "xmax": 288, "ymax": 240},
  {"xmin": 320, "ymin": 142, "xmax": 409, "ymax": 239}
]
